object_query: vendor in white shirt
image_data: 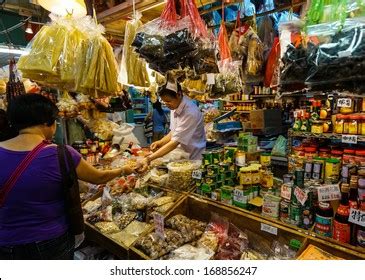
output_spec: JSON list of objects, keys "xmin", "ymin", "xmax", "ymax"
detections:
[{"xmin": 139, "ymin": 83, "xmax": 206, "ymax": 172}]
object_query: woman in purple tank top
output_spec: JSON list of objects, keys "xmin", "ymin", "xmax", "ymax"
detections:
[{"xmin": 0, "ymin": 94, "xmax": 137, "ymax": 259}]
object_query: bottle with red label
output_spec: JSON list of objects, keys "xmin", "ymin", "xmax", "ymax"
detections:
[
  {"xmin": 314, "ymin": 201, "xmax": 334, "ymax": 238},
  {"xmin": 349, "ymin": 176, "xmax": 359, "ymax": 245},
  {"xmin": 333, "ymin": 184, "xmax": 351, "ymax": 243},
  {"xmin": 357, "ymin": 197, "xmax": 365, "ymax": 247}
]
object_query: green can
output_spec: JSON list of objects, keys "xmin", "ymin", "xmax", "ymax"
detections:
[
  {"xmin": 202, "ymin": 151, "xmax": 213, "ymax": 166},
  {"xmin": 221, "ymin": 186, "xmax": 234, "ymax": 205},
  {"xmin": 225, "ymin": 171, "xmax": 235, "ymax": 179},
  {"xmin": 216, "ymin": 181, "xmax": 224, "ymax": 188},
  {"xmin": 207, "ymin": 164, "xmax": 220, "ymax": 176},
  {"xmin": 217, "ymin": 173, "xmax": 226, "ymax": 182},
  {"xmin": 196, "ymin": 185, "xmax": 202, "ymax": 195},
  {"xmin": 224, "ymin": 147, "xmax": 237, "ymax": 164},
  {"xmin": 212, "ymin": 149, "xmax": 223, "ymax": 164},
  {"xmin": 289, "ymin": 202, "xmax": 302, "ymax": 226},
  {"xmin": 205, "ymin": 175, "xmax": 217, "ymax": 185},
  {"xmin": 224, "ymin": 178, "xmax": 235, "ymax": 186},
  {"xmin": 201, "ymin": 183, "xmax": 213, "ymax": 198},
  {"xmin": 219, "ymin": 163, "xmax": 230, "ymax": 173},
  {"xmin": 233, "ymin": 187, "xmax": 247, "ymax": 209},
  {"xmin": 252, "ymin": 185, "xmax": 259, "ymax": 198}
]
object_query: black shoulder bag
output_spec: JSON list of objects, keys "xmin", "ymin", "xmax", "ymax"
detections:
[{"xmin": 57, "ymin": 145, "xmax": 84, "ymax": 235}]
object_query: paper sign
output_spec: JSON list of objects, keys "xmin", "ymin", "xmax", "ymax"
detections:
[
  {"xmin": 348, "ymin": 208, "xmax": 365, "ymax": 227},
  {"xmin": 337, "ymin": 98, "xmax": 352, "ymax": 108},
  {"xmin": 261, "ymin": 223, "xmax": 278, "ymax": 236},
  {"xmin": 317, "ymin": 184, "xmax": 341, "ymax": 202},
  {"xmin": 281, "ymin": 184, "xmax": 292, "ymax": 200},
  {"xmin": 166, "ymin": 81, "xmax": 177, "ymax": 92},
  {"xmin": 192, "ymin": 170, "xmax": 203, "ymax": 180},
  {"xmin": 153, "ymin": 213, "xmax": 165, "ymax": 240},
  {"xmin": 207, "ymin": 73, "xmax": 215, "ymax": 85},
  {"xmin": 294, "ymin": 187, "xmax": 308, "ymax": 206},
  {"xmin": 342, "ymin": 135, "xmax": 358, "ymax": 144}
]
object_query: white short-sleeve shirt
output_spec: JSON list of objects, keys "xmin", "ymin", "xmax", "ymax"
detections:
[{"xmin": 170, "ymin": 96, "xmax": 206, "ymax": 160}]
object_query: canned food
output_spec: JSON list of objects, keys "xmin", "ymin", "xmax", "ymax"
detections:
[
  {"xmin": 211, "ymin": 189, "xmax": 221, "ymax": 201},
  {"xmin": 283, "ymin": 174, "xmax": 293, "ymax": 184},
  {"xmin": 202, "ymin": 151, "xmax": 213, "ymax": 166},
  {"xmin": 252, "ymin": 185, "xmax": 259, "ymax": 198},
  {"xmin": 225, "ymin": 171, "xmax": 235, "ymax": 179},
  {"xmin": 294, "ymin": 169, "xmax": 305, "ymax": 187},
  {"xmin": 201, "ymin": 183, "xmax": 213, "ymax": 198},
  {"xmin": 217, "ymin": 173, "xmax": 225, "ymax": 182},
  {"xmin": 212, "ymin": 150, "xmax": 223, "ymax": 164},
  {"xmin": 207, "ymin": 164, "xmax": 219, "ymax": 176},
  {"xmin": 262, "ymin": 193, "xmax": 281, "ymax": 219},
  {"xmin": 304, "ymin": 161, "xmax": 313, "ymax": 180},
  {"xmin": 219, "ymin": 163, "xmax": 230, "ymax": 173},
  {"xmin": 290, "ymin": 202, "xmax": 302, "ymax": 226},
  {"xmin": 216, "ymin": 181, "xmax": 224, "ymax": 188},
  {"xmin": 221, "ymin": 186, "xmax": 234, "ymax": 205},
  {"xmin": 280, "ymin": 199, "xmax": 291, "ymax": 224},
  {"xmin": 224, "ymin": 178, "xmax": 235, "ymax": 186},
  {"xmin": 205, "ymin": 175, "xmax": 217, "ymax": 185},
  {"xmin": 224, "ymin": 147, "xmax": 237, "ymax": 164},
  {"xmin": 233, "ymin": 186, "xmax": 248, "ymax": 209}
]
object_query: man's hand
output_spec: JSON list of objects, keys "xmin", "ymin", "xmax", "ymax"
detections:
[
  {"xmin": 136, "ymin": 157, "xmax": 149, "ymax": 173},
  {"xmin": 150, "ymin": 140, "xmax": 162, "ymax": 152},
  {"xmin": 122, "ymin": 165, "xmax": 136, "ymax": 176}
]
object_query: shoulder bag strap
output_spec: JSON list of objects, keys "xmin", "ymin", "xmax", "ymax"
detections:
[{"xmin": 0, "ymin": 141, "xmax": 48, "ymax": 207}]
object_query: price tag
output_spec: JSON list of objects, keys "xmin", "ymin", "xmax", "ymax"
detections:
[
  {"xmin": 192, "ymin": 170, "xmax": 203, "ymax": 180},
  {"xmin": 342, "ymin": 135, "xmax": 358, "ymax": 144},
  {"xmin": 348, "ymin": 208, "xmax": 365, "ymax": 227},
  {"xmin": 153, "ymin": 213, "xmax": 165, "ymax": 240},
  {"xmin": 260, "ymin": 223, "xmax": 278, "ymax": 236},
  {"xmin": 207, "ymin": 73, "xmax": 215, "ymax": 85},
  {"xmin": 317, "ymin": 184, "xmax": 341, "ymax": 202},
  {"xmin": 281, "ymin": 184, "xmax": 292, "ymax": 200},
  {"xmin": 294, "ymin": 187, "xmax": 308, "ymax": 206},
  {"xmin": 337, "ymin": 98, "xmax": 352, "ymax": 108}
]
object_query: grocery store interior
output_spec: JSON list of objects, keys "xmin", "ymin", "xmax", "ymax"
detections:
[{"xmin": 0, "ymin": 0, "xmax": 364, "ymax": 260}]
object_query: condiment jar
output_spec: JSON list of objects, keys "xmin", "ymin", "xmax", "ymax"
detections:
[
  {"xmin": 304, "ymin": 147, "xmax": 318, "ymax": 160},
  {"xmin": 325, "ymin": 158, "xmax": 341, "ymax": 183},
  {"xmin": 239, "ymin": 167, "xmax": 252, "ymax": 185},
  {"xmin": 343, "ymin": 115, "xmax": 350, "ymax": 134},
  {"xmin": 355, "ymin": 150, "xmax": 365, "ymax": 165},
  {"xmin": 311, "ymin": 121, "xmax": 324, "ymax": 134},
  {"xmin": 319, "ymin": 148, "xmax": 331, "ymax": 158},
  {"xmin": 361, "ymin": 114, "xmax": 365, "ymax": 135},
  {"xmin": 349, "ymin": 114, "xmax": 360, "ymax": 135},
  {"xmin": 331, "ymin": 149, "xmax": 343, "ymax": 161},
  {"xmin": 343, "ymin": 149, "xmax": 356, "ymax": 164},
  {"xmin": 335, "ymin": 114, "xmax": 344, "ymax": 134},
  {"xmin": 293, "ymin": 146, "xmax": 305, "ymax": 157}
]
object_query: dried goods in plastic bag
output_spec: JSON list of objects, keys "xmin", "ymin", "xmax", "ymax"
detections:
[
  {"xmin": 94, "ymin": 221, "xmax": 120, "ymax": 235},
  {"xmin": 165, "ymin": 244, "xmax": 215, "ymax": 260}
]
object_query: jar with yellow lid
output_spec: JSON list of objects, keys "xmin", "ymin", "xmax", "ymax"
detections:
[
  {"xmin": 251, "ymin": 166, "xmax": 261, "ymax": 184},
  {"xmin": 311, "ymin": 121, "xmax": 324, "ymax": 134},
  {"xmin": 239, "ymin": 167, "xmax": 253, "ymax": 185}
]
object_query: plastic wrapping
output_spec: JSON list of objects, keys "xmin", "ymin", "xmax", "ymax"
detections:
[
  {"xmin": 210, "ymin": 60, "xmax": 242, "ymax": 98},
  {"xmin": 165, "ymin": 244, "xmax": 214, "ymax": 260},
  {"xmin": 306, "ymin": 17, "xmax": 365, "ymax": 85},
  {"xmin": 101, "ymin": 186, "xmax": 113, "ymax": 207},
  {"xmin": 167, "ymin": 160, "xmax": 201, "ymax": 191},
  {"xmin": 165, "ymin": 214, "xmax": 207, "ymax": 243},
  {"xmin": 257, "ymin": 16, "xmax": 275, "ymax": 61},
  {"xmin": 204, "ymin": 212, "xmax": 229, "ymax": 246},
  {"xmin": 94, "ymin": 221, "xmax": 120, "ymax": 235},
  {"xmin": 214, "ymin": 223, "xmax": 249, "ymax": 260},
  {"xmin": 119, "ymin": 15, "xmax": 150, "ymax": 87},
  {"xmin": 271, "ymin": 135, "xmax": 288, "ymax": 157},
  {"xmin": 83, "ymin": 198, "xmax": 102, "ymax": 214},
  {"xmin": 218, "ymin": 22, "xmax": 231, "ymax": 61}
]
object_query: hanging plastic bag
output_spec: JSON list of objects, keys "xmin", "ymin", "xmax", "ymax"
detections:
[
  {"xmin": 264, "ymin": 37, "xmax": 280, "ymax": 88},
  {"xmin": 271, "ymin": 135, "xmax": 288, "ymax": 157},
  {"xmin": 257, "ymin": 15, "xmax": 275, "ymax": 61},
  {"xmin": 218, "ymin": 21, "xmax": 231, "ymax": 61},
  {"xmin": 243, "ymin": 0, "xmax": 256, "ymax": 16},
  {"xmin": 119, "ymin": 13, "xmax": 150, "ymax": 87}
]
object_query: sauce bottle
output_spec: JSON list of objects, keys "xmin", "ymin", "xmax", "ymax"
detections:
[
  {"xmin": 349, "ymin": 176, "xmax": 359, "ymax": 245},
  {"xmin": 356, "ymin": 198, "xmax": 365, "ymax": 247},
  {"xmin": 333, "ymin": 184, "xmax": 351, "ymax": 243},
  {"xmin": 314, "ymin": 201, "xmax": 334, "ymax": 238}
]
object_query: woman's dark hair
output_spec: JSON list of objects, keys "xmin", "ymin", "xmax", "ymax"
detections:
[
  {"xmin": 153, "ymin": 100, "xmax": 164, "ymax": 116},
  {"xmin": 7, "ymin": 94, "xmax": 59, "ymax": 131},
  {"xmin": 158, "ymin": 83, "xmax": 182, "ymax": 100},
  {"xmin": 0, "ymin": 109, "xmax": 18, "ymax": 141}
]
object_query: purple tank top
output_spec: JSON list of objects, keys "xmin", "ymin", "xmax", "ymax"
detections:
[{"xmin": 0, "ymin": 145, "xmax": 81, "ymax": 246}]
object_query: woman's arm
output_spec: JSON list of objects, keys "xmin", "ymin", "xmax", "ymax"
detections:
[{"xmin": 76, "ymin": 158, "xmax": 135, "ymax": 185}]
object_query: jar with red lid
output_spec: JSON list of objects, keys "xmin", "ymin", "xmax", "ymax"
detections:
[
  {"xmin": 304, "ymin": 147, "xmax": 318, "ymax": 159},
  {"xmin": 355, "ymin": 150, "xmax": 365, "ymax": 165},
  {"xmin": 331, "ymin": 149, "xmax": 344, "ymax": 161},
  {"xmin": 293, "ymin": 146, "xmax": 305, "ymax": 157},
  {"xmin": 343, "ymin": 149, "xmax": 356, "ymax": 164},
  {"xmin": 319, "ymin": 148, "xmax": 331, "ymax": 158}
]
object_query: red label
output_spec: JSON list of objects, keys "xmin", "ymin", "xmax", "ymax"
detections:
[
  {"xmin": 333, "ymin": 220, "xmax": 350, "ymax": 243},
  {"xmin": 349, "ymin": 201, "xmax": 358, "ymax": 210},
  {"xmin": 337, "ymin": 205, "xmax": 350, "ymax": 216}
]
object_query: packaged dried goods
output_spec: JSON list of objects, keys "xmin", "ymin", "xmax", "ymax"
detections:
[
  {"xmin": 129, "ymin": 193, "xmax": 148, "ymax": 210},
  {"xmin": 167, "ymin": 160, "xmax": 201, "ymax": 191},
  {"xmin": 83, "ymin": 198, "xmax": 102, "ymax": 214},
  {"xmin": 149, "ymin": 196, "xmax": 175, "ymax": 208},
  {"xmin": 154, "ymin": 202, "xmax": 175, "ymax": 213},
  {"xmin": 197, "ymin": 231, "xmax": 219, "ymax": 252},
  {"xmin": 165, "ymin": 244, "xmax": 215, "ymax": 260},
  {"xmin": 205, "ymin": 212, "xmax": 229, "ymax": 245},
  {"xmin": 111, "ymin": 221, "xmax": 150, "ymax": 247},
  {"xmin": 94, "ymin": 221, "xmax": 120, "ymax": 234},
  {"xmin": 165, "ymin": 214, "xmax": 206, "ymax": 242},
  {"xmin": 101, "ymin": 186, "xmax": 113, "ymax": 207},
  {"xmin": 113, "ymin": 211, "xmax": 136, "ymax": 230}
]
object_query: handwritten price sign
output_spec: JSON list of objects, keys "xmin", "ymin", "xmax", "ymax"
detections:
[
  {"xmin": 281, "ymin": 184, "xmax": 292, "ymax": 200},
  {"xmin": 348, "ymin": 208, "xmax": 365, "ymax": 227},
  {"xmin": 342, "ymin": 135, "xmax": 358, "ymax": 144},
  {"xmin": 153, "ymin": 212, "xmax": 165, "ymax": 240},
  {"xmin": 317, "ymin": 184, "xmax": 341, "ymax": 202},
  {"xmin": 294, "ymin": 187, "xmax": 308, "ymax": 206},
  {"xmin": 337, "ymin": 98, "xmax": 352, "ymax": 108}
]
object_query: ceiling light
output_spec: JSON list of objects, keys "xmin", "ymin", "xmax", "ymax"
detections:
[
  {"xmin": 37, "ymin": 0, "xmax": 87, "ymax": 17},
  {"xmin": 0, "ymin": 48, "xmax": 29, "ymax": 55},
  {"xmin": 25, "ymin": 23, "xmax": 33, "ymax": 34}
]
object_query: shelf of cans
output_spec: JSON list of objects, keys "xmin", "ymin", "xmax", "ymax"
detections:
[{"xmin": 194, "ymin": 146, "xmax": 365, "ymax": 255}]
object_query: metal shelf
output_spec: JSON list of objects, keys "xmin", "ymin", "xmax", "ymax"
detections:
[
  {"xmin": 288, "ymin": 129, "xmax": 365, "ymax": 142},
  {"xmin": 224, "ymin": 100, "xmax": 256, "ymax": 103},
  {"xmin": 222, "ymin": 110, "xmax": 252, "ymax": 114}
]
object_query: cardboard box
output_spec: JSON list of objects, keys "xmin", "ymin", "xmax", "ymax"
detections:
[{"xmin": 249, "ymin": 109, "xmax": 282, "ymax": 129}]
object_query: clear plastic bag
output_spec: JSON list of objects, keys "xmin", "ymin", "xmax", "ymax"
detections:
[
  {"xmin": 101, "ymin": 186, "xmax": 113, "ymax": 207},
  {"xmin": 305, "ymin": 17, "xmax": 365, "ymax": 85},
  {"xmin": 210, "ymin": 60, "xmax": 242, "ymax": 98},
  {"xmin": 204, "ymin": 212, "xmax": 229, "ymax": 246},
  {"xmin": 271, "ymin": 135, "xmax": 288, "ymax": 157},
  {"xmin": 167, "ymin": 160, "xmax": 201, "ymax": 191},
  {"xmin": 166, "ymin": 244, "xmax": 215, "ymax": 260}
]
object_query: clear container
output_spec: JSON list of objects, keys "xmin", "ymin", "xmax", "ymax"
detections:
[
  {"xmin": 349, "ymin": 115, "xmax": 360, "ymax": 135},
  {"xmin": 335, "ymin": 114, "xmax": 344, "ymax": 134},
  {"xmin": 311, "ymin": 121, "xmax": 324, "ymax": 134},
  {"xmin": 343, "ymin": 115, "xmax": 350, "ymax": 134}
]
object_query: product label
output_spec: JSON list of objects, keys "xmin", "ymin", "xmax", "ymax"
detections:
[
  {"xmin": 357, "ymin": 229, "xmax": 365, "ymax": 246},
  {"xmin": 333, "ymin": 220, "xmax": 351, "ymax": 243},
  {"xmin": 235, "ymin": 155, "xmax": 246, "ymax": 167},
  {"xmin": 153, "ymin": 213, "xmax": 165, "ymax": 240},
  {"xmin": 342, "ymin": 135, "xmax": 358, "ymax": 144},
  {"xmin": 315, "ymin": 214, "xmax": 333, "ymax": 237},
  {"xmin": 337, "ymin": 98, "xmax": 352, "ymax": 108},
  {"xmin": 206, "ymin": 73, "xmax": 215, "ymax": 85},
  {"xmin": 294, "ymin": 187, "xmax": 308, "ymax": 206},
  {"xmin": 233, "ymin": 189, "xmax": 247, "ymax": 205},
  {"xmin": 260, "ymin": 223, "xmax": 278, "ymax": 236},
  {"xmin": 317, "ymin": 184, "xmax": 341, "ymax": 202},
  {"xmin": 348, "ymin": 208, "xmax": 365, "ymax": 227},
  {"xmin": 192, "ymin": 170, "xmax": 203, "ymax": 180},
  {"xmin": 211, "ymin": 192, "xmax": 218, "ymax": 201}
]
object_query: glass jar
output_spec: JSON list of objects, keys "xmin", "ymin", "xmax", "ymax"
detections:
[
  {"xmin": 304, "ymin": 147, "xmax": 318, "ymax": 159},
  {"xmin": 293, "ymin": 146, "xmax": 305, "ymax": 158},
  {"xmin": 343, "ymin": 115, "xmax": 350, "ymax": 134},
  {"xmin": 239, "ymin": 167, "xmax": 252, "ymax": 185},
  {"xmin": 331, "ymin": 149, "xmax": 344, "ymax": 161},
  {"xmin": 343, "ymin": 149, "xmax": 356, "ymax": 165},
  {"xmin": 340, "ymin": 100, "xmax": 354, "ymax": 114},
  {"xmin": 319, "ymin": 148, "xmax": 331, "ymax": 158},
  {"xmin": 311, "ymin": 121, "xmax": 324, "ymax": 134},
  {"xmin": 335, "ymin": 114, "xmax": 344, "ymax": 134},
  {"xmin": 355, "ymin": 150, "xmax": 365, "ymax": 165},
  {"xmin": 361, "ymin": 114, "xmax": 365, "ymax": 135},
  {"xmin": 349, "ymin": 115, "xmax": 360, "ymax": 135},
  {"xmin": 251, "ymin": 167, "xmax": 261, "ymax": 184}
]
